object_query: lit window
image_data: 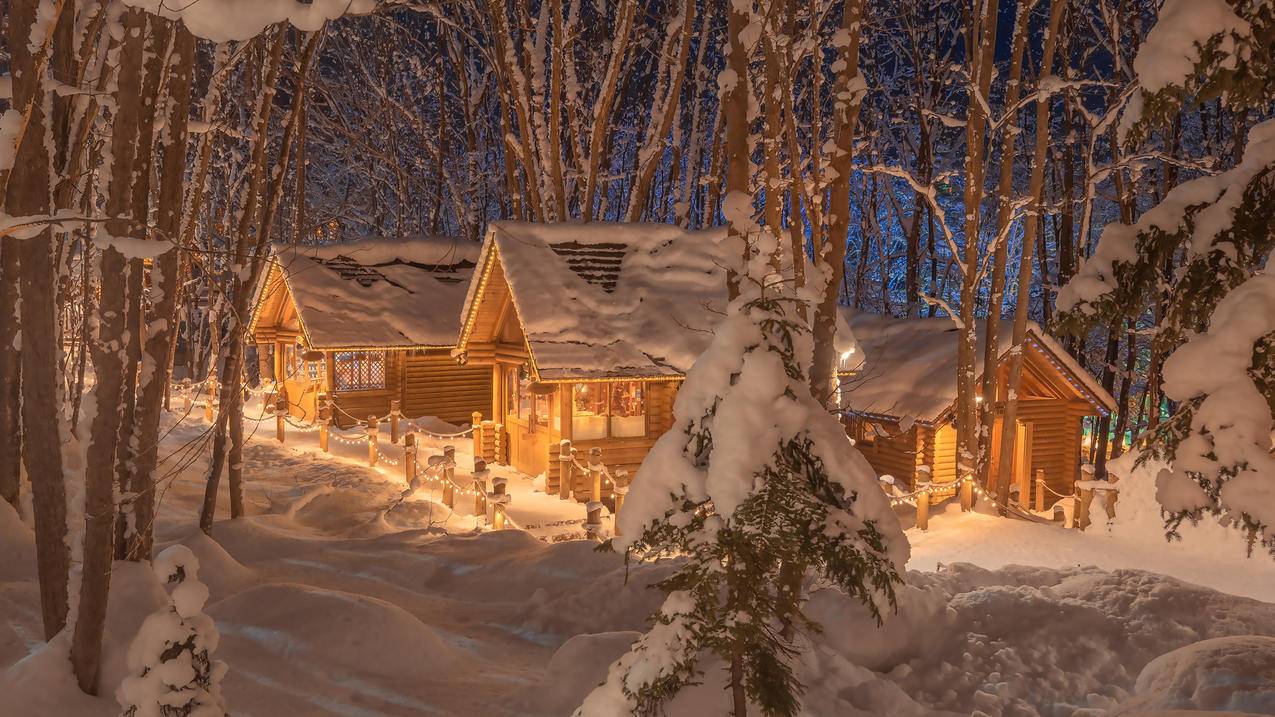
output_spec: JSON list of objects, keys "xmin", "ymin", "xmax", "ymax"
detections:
[
  {"xmin": 609, "ymin": 382, "xmax": 646, "ymax": 437},
  {"xmin": 333, "ymin": 351, "xmax": 385, "ymax": 391},
  {"xmin": 534, "ymin": 390, "xmax": 551, "ymax": 427},
  {"xmin": 517, "ymin": 366, "xmax": 532, "ymax": 420},
  {"xmin": 572, "ymin": 382, "xmax": 646, "ymax": 439},
  {"xmin": 572, "ymin": 384, "xmax": 608, "ymax": 440}
]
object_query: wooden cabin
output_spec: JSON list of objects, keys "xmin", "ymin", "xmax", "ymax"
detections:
[
  {"xmin": 248, "ymin": 237, "xmax": 491, "ymax": 428},
  {"xmin": 839, "ymin": 311, "xmax": 1117, "ymax": 506},
  {"xmin": 457, "ymin": 221, "xmax": 858, "ymax": 494}
]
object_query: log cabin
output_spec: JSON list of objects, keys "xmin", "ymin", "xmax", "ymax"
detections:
[
  {"xmin": 248, "ymin": 237, "xmax": 491, "ymax": 428},
  {"xmin": 456, "ymin": 221, "xmax": 858, "ymax": 497},
  {"xmin": 838, "ymin": 311, "xmax": 1117, "ymax": 507}
]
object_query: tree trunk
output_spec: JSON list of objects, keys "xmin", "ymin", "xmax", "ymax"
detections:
[
  {"xmin": 994, "ymin": 0, "xmax": 1066, "ymax": 509},
  {"xmin": 7, "ymin": 0, "xmax": 71, "ymax": 641},
  {"xmin": 0, "ymin": 238, "xmax": 20, "ymax": 510}
]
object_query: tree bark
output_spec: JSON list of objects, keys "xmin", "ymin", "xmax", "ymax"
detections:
[{"xmin": 994, "ymin": 0, "xmax": 1067, "ymax": 509}]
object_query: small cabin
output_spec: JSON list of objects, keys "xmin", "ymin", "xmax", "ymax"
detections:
[
  {"xmin": 839, "ymin": 311, "xmax": 1117, "ymax": 506},
  {"xmin": 248, "ymin": 237, "xmax": 492, "ymax": 428},
  {"xmin": 457, "ymin": 221, "xmax": 857, "ymax": 493}
]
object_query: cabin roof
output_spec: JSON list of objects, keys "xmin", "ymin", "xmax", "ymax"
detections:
[
  {"xmin": 839, "ymin": 310, "xmax": 1116, "ymax": 423},
  {"xmin": 459, "ymin": 221, "xmax": 860, "ymax": 381},
  {"xmin": 255, "ymin": 237, "xmax": 480, "ymax": 349}
]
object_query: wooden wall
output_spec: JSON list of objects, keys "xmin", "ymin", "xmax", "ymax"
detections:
[
  {"xmin": 853, "ymin": 419, "xmax": 921, "ymax": 488},
  {"xmin": 402, "ymin": 350, "xmax": 492, "ymax": 426}
]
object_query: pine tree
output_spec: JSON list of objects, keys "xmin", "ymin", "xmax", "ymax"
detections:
[
  {"xmin": 576, "ymin": 276, "xmax": 906, "ymax": 717},
  {"xmin": 116, "ymin": 545, "xmax": 227, "ymax": 717},
  {"xmin": 1055, "ymin": 0, "xmax": 1275, "ymax": 555}
]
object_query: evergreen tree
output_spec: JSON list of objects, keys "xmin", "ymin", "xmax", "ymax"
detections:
[
  {"xmin": 116, "ymin": 545, "xmax": 227, "ymax": 717},
  {"xmin": 1056, "ymin": 0, "xmax": 1275, "ymax": 555},
  {"xmin": 576, "ymin": 275, "xmax": 906, "ymax": 717}
]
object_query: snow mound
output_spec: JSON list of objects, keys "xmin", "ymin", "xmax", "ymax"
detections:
[
  {"xmin": 209, "ymin": 583, "xmax": 470, "ymax": 681},
  {"xmin": 517, "ymin": 631, "xmax": 641, "ymax": 715},
  {"xmin": 0, "ymin": 500, "xmax": 34, "ymax": 582},
  {"xmin": 1126, "ymin": 636, "xmax": 1275, "ymax": 714},
  {"xmin": 0, "ymin": 635, "xmax": 111, "ymax": 717},
  {"xmin": 180, "ymin": 532, "xmax": 255, "ymax": 598}
]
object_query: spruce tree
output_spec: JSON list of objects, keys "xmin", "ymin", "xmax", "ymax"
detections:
[
  {"xmin": 1056, "ymin": 0, "xmax": 1275, "ymax": 554},
  {"xmin": 117, "ymin": 545, "xmax": 227, "ymax": 717},
  {"xmin": 576, "ymin": 278, "xmax": 906, "ymax": 717}
]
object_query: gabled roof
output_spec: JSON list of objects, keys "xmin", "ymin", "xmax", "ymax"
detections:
[
  {"xmin": 840, "ymin": 310, "xmax": 1116, "ymax": 424},
  {"xmin": 459, "ymin": 221, "xmax": 859, "ymax": 381},
  {"xmin": 251, "ymin": 237, "xmax": 480, "ymax": 349}
]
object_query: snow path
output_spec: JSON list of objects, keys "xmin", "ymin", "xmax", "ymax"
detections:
[{"xmin": 2, "ymin": 399, "xmax": 1274, "ymax": 716}]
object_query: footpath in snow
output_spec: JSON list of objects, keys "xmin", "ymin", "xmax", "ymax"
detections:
[{"xmin": 2, "ymin": 401, "xmax": 1274, "ymax": 716}]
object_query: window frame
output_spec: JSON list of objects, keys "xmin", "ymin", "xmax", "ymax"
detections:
[
  {"xmin": 571, "ymin": 380, "xmax": 647, "ymax": 440},
  {"xmin": 332, "ymin": 350, "xmax": 387, "ymax": 392}
]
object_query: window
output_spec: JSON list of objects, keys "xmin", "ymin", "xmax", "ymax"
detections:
[
  {"xmin": 572, "ymin": 381, "xmax": 646, "ymax": 439},
  {"xmin": 534, "ymin": 390, "xmax": 551, "ymax": 427},
  {"xmin": 609, "ymin": 382, "xmax": 646, "ymax": 437},
  {"xmin": 333, "ymin": 351, "xmax": 385, "ymax": 391},
  {"xmin": 571, "ymin": 383, "xmax": 608, "ymax": 440},
  {"xmin": 516, "ymin": 366, "xmax": 532, "ymax": 420},
  {"xmin": 504, "ymin": 368, "xmax": 520, "ymax": 418}
]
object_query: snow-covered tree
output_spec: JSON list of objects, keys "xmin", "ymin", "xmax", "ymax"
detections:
[
  {"xmin": 117, "ymin": 544, "xmax": 227, "ymax": 717},
  {"xmin": 1056, "ymin": 0, "xmax": 1275, "ymax": 555},
  {"xmin": 576, "ymin": 272, "xmax": 907, "ymax": 716}
]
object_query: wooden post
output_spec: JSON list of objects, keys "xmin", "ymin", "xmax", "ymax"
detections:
[
  {"xmin": 181, "ymin": 378, "xmax": 192, "ymax": 413},
  {"xmin": 473, "ymin": 458, "xmax": 490, "ymax": 517},
  {"xmin": 1034, "ymin": 469, "xmax": 1046, "ymax": 513},
  {"xmin": 916, "ymin": 489, "xmax": 931, "ymax": 531},
  {"xmin": 390, "ymin": 399, "xmax": 401, "ymax": 444},
  {"xmin": 492, "ymin": 494, "xmax": 510, "ymax": 530},
  {"xmin": 404, "ymin": 433, "xmax": 417, "ymax": 483},
  {"xmin": 203, "ymin": 394, "xmax": 214, "ymax": 423},
  {"xmin": 274, "ymin": 397, "xmax": 287, "ymax": 442},
  {"xmin": 494, "ymin": 422, "xmax": 504, "ymax": 463},
  {"xmin": 558, "ymin": 440, "xmax": 574, "ymax": 500},
  {"xmin": 588, "ymin": 446, "xmax": 603, "ymax": 504},
  {"xmin": 367, "ymin": 415, "xmax": 379, "ymax": 467},
  {"xmin": 318, "ymin": 394, "xmax": 331, "ymax": 453},
  {"xmin": 472, "ymin": 412, "xmax": 483, "ymax": 459},
  {"xmin": 613, "ymin": 470, "xmax": 629, "ymax": 537},
  {"xmin": 442, "ymin": 445, "xmax": 456, "ymax": 508},
  {"xmin": 1077, "ymin": 487, "xmax": 1093, "ymax": 530}
]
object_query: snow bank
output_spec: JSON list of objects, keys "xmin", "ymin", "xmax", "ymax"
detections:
[
  {"xmin": 516, "ymin": 632, "xmax": 641, "ymax": 715},
  {"xmin": 0, "ymin": 499, "xmax": 34, "ymax": 582},
  {"xmin": 209, "ymin": 583, "xmax": 471, "ymax": 681},
  {"xmin": 1126, "ymin": 635, "xmax": 1275, "ymax": 713}
]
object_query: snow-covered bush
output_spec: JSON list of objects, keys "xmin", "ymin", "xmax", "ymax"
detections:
[
  {"xmin": 1056, "ymin": 0, "xmax": 1275, "ymax": 556},
  {"xmin": 576, "ymin": 288, "xmax": 907, "ymax": 716},
  {"xmin": 116, "ymin": 544, "xmax": 227, "ymax": 717}
]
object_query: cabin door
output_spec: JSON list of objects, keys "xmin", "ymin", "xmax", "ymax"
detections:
[
  {"xmin": 989, "ymin": 417, "xmax": 1033, "ymax": 506},
  {"xmin": 502, "ymin": 365, "xmax": 552, "ymax": 476}
]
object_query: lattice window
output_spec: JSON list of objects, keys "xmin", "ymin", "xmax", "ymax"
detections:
[{"xmin": 333, "ymin": 351, "xmax": 385, "ymax": 391}]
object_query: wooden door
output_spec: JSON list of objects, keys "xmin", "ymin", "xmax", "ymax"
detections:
[{"xmin": 1014, "ymin": 420, "xmax": 1033, "ymax": 504}]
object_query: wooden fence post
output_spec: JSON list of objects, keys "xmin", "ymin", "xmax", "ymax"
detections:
[
  {"xmin": 318, "ymin": 394, "xmax": 330, "ymax": 453},
  {"xmin": 390, "ymin": 399, "xmax": 401, "ymax": 444},
  {"xmin": 588, "ymin": 447, "xmax": 603, "ymax": 504},
  {"xmin": 181, "ymin": 378, "xmax": 192, "ymax": 413},
  {"xmin": 492, "ymin": 494, "xmax": 510, "ymax": 530},
  {"xmin": 613, "ymin": 470, "xmax": 629, "ymax": 536},
  {"xmin": 367, "ymin": 415, "xmax": 379, "ymax": 467},
  {"xmin": 558, "ymin": 440, "xmax": 574, "ymax": 500},
  {"xmin": 473, "ymin": 458, "xmax": 490, "ymax": 517},
  {"xmin": 1076, "ymin": 487, "xmax": 1093, "ymax": 530},
  {"xmin": 472, "ymin": 412, "xmax": 483, "ymax": 459},
  {"xmin": 442, "ymin": 445, "xmax": 456, "ymax": 508},
  {"xmin": 1034, "ymin": 469, "xmax": 1046, "ymax": 513},
  {"xmin": 916, "ymin": 489, "xmax": 931, "ymax": 531},
  {"xmin": 275, "ymin": 397, "xmax": 288, "ymax": 442},
  {"xmin": 404, "ymin": 433, "xmax": 417, "ymax": 483}
]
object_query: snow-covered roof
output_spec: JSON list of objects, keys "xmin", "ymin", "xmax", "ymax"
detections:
[
  {"xmin": 461, "ymin": 221, "xmax": 858, "ymax": 381},
  {"xmin": 267, "ymin": 237, "xmax": 480, "ymax": 349},
  {"xmin": 840, "ymin": 310, "xmax": 1116, "ymax": 423}
]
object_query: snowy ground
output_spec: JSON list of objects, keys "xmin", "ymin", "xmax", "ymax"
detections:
[{"xmin": 2, "ymin": 399, "xmax": 1275, "ymax": 716}]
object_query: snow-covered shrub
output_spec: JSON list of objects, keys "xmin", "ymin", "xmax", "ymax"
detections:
[
  {"xmin": 576, "ymin": 289, "xmax": 907, "ymax": 716},
  {"xmin": 1056, "ymin": 0, "xmax": 1275, "ymax": 556},
  {"xmin": 116, "ymin": 544, "xmax": 227, "ymax": 717}
]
